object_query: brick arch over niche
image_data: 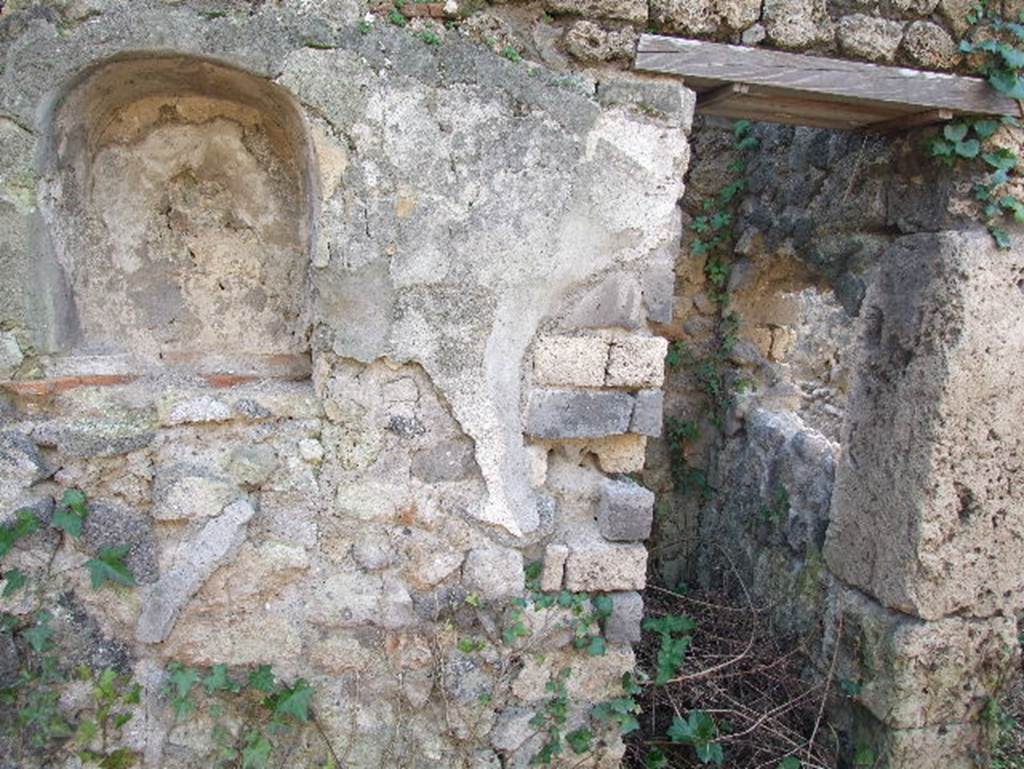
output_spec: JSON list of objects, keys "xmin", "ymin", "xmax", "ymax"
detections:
[{"xmin": 40, "ymin": 55, "xmax": 317, "ymax": 377}]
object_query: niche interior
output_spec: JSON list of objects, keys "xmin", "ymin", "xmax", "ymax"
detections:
[{"xmin": 43, "ymin": 55, "xmax": 317, "ymax": 377}]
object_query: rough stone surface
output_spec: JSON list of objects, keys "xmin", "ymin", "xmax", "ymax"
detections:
[
  {"xmin": 824, "ymin": 231, "xmax": 1024, "ymax": 620},
  {"xmin": 597, "ymin": 477, "xmax": 655, "ymax": 542},
  {"xmin": 630, "ymin": 389, "xmax": 664, "ymax": 437},
  {"xmin": 540, "ymin": 543, "xmax": 569, "ymax": 591},
  {"xmin": 763, "ymin": 0, "xmax": 835, "ymax": 48},
  {"xmin": 564, "ymin": 537, "xmax": 647, "ymax": 591},
  {"xmin": 605, "ymin": 336, "xmax": 668, "ymax": 388},
  {"xmin": 562, "ymin": 273, "xmax": 645, "ymax": 329},
  {"xmin": 650, "ymin": 0, "xmax": 761, "ymax": 35},
  {"xmin": 900, "ymin": 20, "xmax": 960, "ymax": 69},
  {"xmin": 136, "ymin": 499, "xmax": 254, "ymax": 642},
  {"xmin": 152, "ymin": 466, "xmax": 236, "ymax": 521},
  {"xmin": 543, "ymin": 0, "xmax": 647, "ymax": 24},
  {"xmin": 0, "ymin": 430, "xmax": 48, "ymax": 515},
  {"xmin": 524, "ymin": 389, "xmax": 636, "ymax": 439},
  {"xmin": 826, "ymin": 586, "xmax": 1019, "ymax": 729},
  {"xmin": 564, "ymin": 21, "xmax": 637, "ymax": 63},
  {"xmin": 462, "ymin": 548, "xmax": 525, "ymax": 600},
  {"xmin": 83, "ymin": 501, "xmax": 160, "ymax": 585},
  {"xmin": 0, "ymin": 331, "xmax": 23, "ymax": 378},
  {"xmin": 410, "ymin": 437, "xmax": 479, "ymax": 483},
  {"xmin": 837, "ymin": 14, "xmax": 905, "ymax": 62},
  {"xmin": 603, "ymin": 591, "xmax": 644, "ymax": 644},
  {"xmin": 532, "ymin": 336, "xmax": 609, "ymax": 387}
]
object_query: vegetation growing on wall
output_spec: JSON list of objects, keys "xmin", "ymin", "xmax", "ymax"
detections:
[
  {"xmin": 930, "ymin": 3, "xmax": 1024, "ymax": 247},
  {"xmin": 664, "ymin": 120, "xmax": 759, "ymax": 502}
]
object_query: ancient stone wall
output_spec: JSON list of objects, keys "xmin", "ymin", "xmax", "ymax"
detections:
[
  {"xmin": 2, "ymin": 1, "xmax": 1024, "ymax": 768},
  {"xmin": 451, "ymin": 0, "xmax": 1015, "ymax": 71},
  {"xmin": 0, "ymin": 3, "xmax": 692, "ymax": 767},
  {"xmin": 649, "ymin": 116, "xmax": 1024, "ymax": 767}
]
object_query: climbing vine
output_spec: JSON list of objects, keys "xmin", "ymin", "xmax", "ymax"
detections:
[
  {"xmin": 665, "ymin": 119, "xmax": 759, "ymax": 498},
  {"xmin": 0, "ymin": 490, "xmax": 141, "ymax": 768},
  {"xmin": 0, "ymin": 490, "xmax": 338, "ymax": 769},
  {"xmin": 929, "ymin": 2, "xmax": 1024, "ymax": 247}
]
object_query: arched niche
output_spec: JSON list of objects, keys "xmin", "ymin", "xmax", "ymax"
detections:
[{"xmin": 40, "ymin": 55, "xmax": 317, "ymax": 377}]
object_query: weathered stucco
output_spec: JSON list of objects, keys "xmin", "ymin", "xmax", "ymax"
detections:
[{"xmin": 0, "ymin": 2, "xmax": 691, "ymax": 767}]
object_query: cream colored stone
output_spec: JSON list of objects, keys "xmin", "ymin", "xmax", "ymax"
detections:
[
  {"xmin": 564, "ymin": 538, "xmax": 647, "ymax": 592},
  {"xmin": 311, "ymin": 635, "xmax": 376, "ymax": 674},
  {"xmin": 163, "ymin": 613, "xmax": 301, "ymax": 670},
  {"xmin": 588, "ymin": 434, "xmax": 648, "ymax": 473},
  {"xmin": 511, "ymin": 647, "xmax": 635, "ymax": 702},
  {"xmin": 532, "ymin": 335, "xmax": 609, "ymax": 387},
  {"xmin": 540, "ymin": 543, "xmax": 569, "ymax": 591},
  {"xmin": 824, "ymin": 232, "xmax": 1024, "ymax": 619},
  {"xmin": 605, "ymin": 335, "xmax": 668, "ymax": 387},
  {"xmin": 192, "ymin": 540, "xmax": 309, "ymax": 612},
  {"xmin": 525, "ymin": 443, "xmax": 550, "ymax": 488}
]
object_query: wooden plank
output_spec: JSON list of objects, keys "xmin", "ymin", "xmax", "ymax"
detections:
[
  {"xmin": 697, "ymin": 83, "xmax": 750, "ymax": 110},
  {"xmin": 696, "ymin": 82, "xmax": 913, "ymax": 129},
  {"xmin": 635, "ymin": 35, "xmax": 1018, "ymax": 119},
  {"xmin": 863, "ymin": 108, "xmax": 955, "ymax": 134}
]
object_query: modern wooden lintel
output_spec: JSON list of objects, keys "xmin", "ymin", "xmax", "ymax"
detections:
[{"xmin": 635, "ymin": 35, "xmax": 1020, "ymax": 131}]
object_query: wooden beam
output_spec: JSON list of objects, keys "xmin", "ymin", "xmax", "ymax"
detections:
[
  {"xmin": 696, "ymin": 82, "xmax": 911, "ymax": 129},
  {"xmin": 635, "ymin": 35, "xmax": 1018, "ymax": 127},
  {"xmin": 697, "ymin": 83, "xmax": 750, "ymax": 110},
  {"xmin": 863, "ymin": 108, "xmax": 955, "ymax": 134}
]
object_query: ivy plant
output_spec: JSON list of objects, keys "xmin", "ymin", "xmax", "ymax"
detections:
[{"xmin": 930, "ymin": 3, "xmax": 1024, "ymax": 247}]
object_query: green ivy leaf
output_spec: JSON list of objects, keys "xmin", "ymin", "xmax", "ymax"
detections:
[
  {"xmin": 646, "ymin": 748, "xmax": 669, "ymax": 769},
  {"xmin": 53, "ymin": 490, "xmax": 89, "ymax": 539},
  {"xmin": 248, "ymin": 665, "xmax": 276, "ymax": 693},
  {"xmin": 998, "ymin": 42, "xmax": 1024, "ymax": 68},
  {"xmin": 565, "ymin": 727, "xmax": 593, "ymax": 754},
  {"xmin": 955, "ymin": 138, "xmax": 981, "ymax": 158},
  {"xmin": 24, "ymin": 610, "xmax": 54, "ymax": 652},
  {"xmin": 778, "ymin": 758, "xmax": 802, "ymax": 769},
  {"xmin": 586, "ymin": 635, "xmax": 607, "ymax": 657},
  {"xmin": 697, "ymin": 742, "xmax": 725, "ymax": 766},
  {"xmin": 203, "ymin": 664, "xmax": 238, "ymax": 693},
  {"xmin": 669, "ymin": 710, "xmax": 723, "ymax": 765},
  {"xmin": 989, "ymin": 68, "xmax": 1024, "ymax": 97},
  {"xmin": 242, "ymin": 731, "xmax": 272, "ymax": 769},
  {"xmin": 840, "ymin": 678, "xmax": 863, "ymax": 697},
  {"xmin": 974, "ymin": 119, "xmax": 1002, "ymax": 139},
  {"xmin": 75, "ymin": 718, "xmax": 99, "ymax": 745},
  {"xmin": 99, "ymin": 747, "xmax": 139, "ymax": 769},
  {"xmin": 592, "ymin": 594, "xmax": 614, "ymax": 618},
  {"xmin": 943, "ymin": 122, "xmax": 969, "ymax": 142},
  {"xmin": 274, "ymin": 679, "xmax": 315, "ymax": 722},
  {"xmin": 0, "ymin": 509, "xmax": 40, "ymax": 559},
  {"xmin": 2, "ymin": 567, "xmax": 27, "ymax": 597},
  {"xmin": 991, "ymin": 226, "xmax": 1013, "ymax": 249},
  {"xmin": 86, "ymin": 546, "xmax": 136, "ymax": 589},
  {"xmin": 853, "ymin": 746, "xmax": 876, "ymax": 767},
  {"xmin": 96, "ymin": 667, "xmax": 118, "ymax": 700},
  {"xmin": 166, "ymin": 664, "xmax": 199, "ymax": 719}
]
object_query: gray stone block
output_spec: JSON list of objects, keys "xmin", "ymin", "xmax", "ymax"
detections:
[
  {"xmin": 563, "ymin": 274, "xmax": 644, "ymax": 330},
  {"xmin": 597, "ymin": 478, "xmax": 654, "ymax": 541},
  {"xmin": 524, "ymin": 389, "xmax": 635, "ymax": 439},
  {"xmin": 136, "ymin": 499, "xmax": 254, "ymax": 643},
  {"xmin": 630, "ymin": 389, "xmax": 664, "ymax": 437},
  {"xmin": 603, "ymin": 591, "xmax": 644, "ymax": 645},
  {"xmin": 84, "ymin": 501, "xmax": 159, "ymax": 585},
  {"xmin": 411, "ymin": 437, "xmax": 480, "ymax": 483}
]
